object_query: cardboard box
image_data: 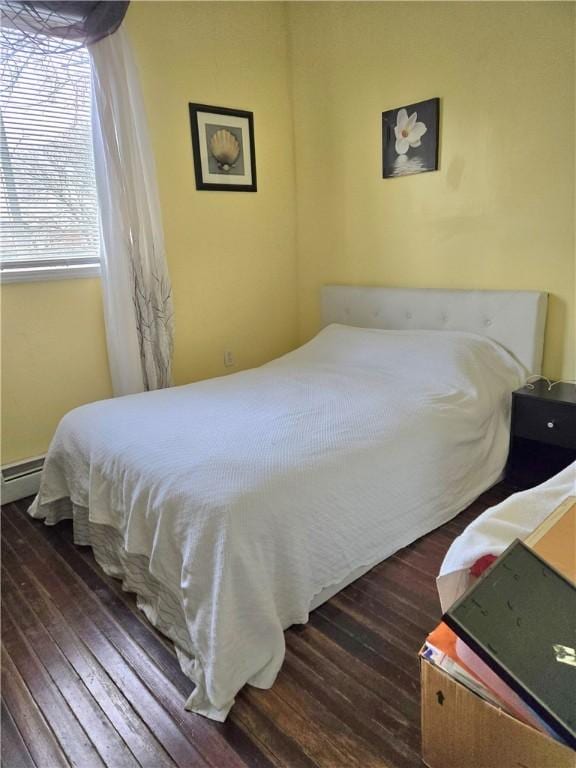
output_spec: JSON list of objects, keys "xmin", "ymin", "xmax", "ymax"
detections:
[
  {"xmin": 525, "ymin": 496, "xmax": 575, "ymax": 583},
  {"xmin": 420, "ymin": 657, "xmax": 575, "ymax": 768},
  {"xmin": 421, "ymin": 495, "xmax": 576, "ymax": 766}
]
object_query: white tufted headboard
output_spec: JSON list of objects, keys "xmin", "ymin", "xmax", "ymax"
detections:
[{"xmin": 321, "ymin": 285, "xmax": 548, "ymax": 375}]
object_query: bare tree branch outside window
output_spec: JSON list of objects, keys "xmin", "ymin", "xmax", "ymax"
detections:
[{"xmin": 0, "ymin": 27, "xmax": 99, "ymax": 265}]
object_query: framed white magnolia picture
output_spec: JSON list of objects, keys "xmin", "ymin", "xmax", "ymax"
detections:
[
  {"xmin": 382, "ymin": 97, "xmax": 439, "ymax": 178},
  {"xmin": 189, "ymin": 103, "xmax": 257, "ymax": 192}
]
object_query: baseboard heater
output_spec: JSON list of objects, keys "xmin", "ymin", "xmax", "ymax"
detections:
[{"xmin": 1, "ymin": 456, "xmax": 44, "ymax": 504}]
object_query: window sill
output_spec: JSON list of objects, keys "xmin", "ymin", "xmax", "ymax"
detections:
[{"xmin": 0, "ymin": 263, "xmax": 101, "ymax": 284}]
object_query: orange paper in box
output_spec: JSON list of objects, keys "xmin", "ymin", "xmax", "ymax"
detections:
[{"xmin": 426, "ymin": 622, "xmax": 546, "ymax": 733}]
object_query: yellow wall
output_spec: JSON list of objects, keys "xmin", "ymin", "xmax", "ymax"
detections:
[
  {"xmin": 126, "ymin": 1, "xmax": 299, "ymax": 385},
  {"xmin": 288, "ymin": 1, "xmax": 575, "ymax": 379},
  {"xmin": 2, "ymin": 1, "xmax": 574, "ymax": 465},
  {"xmin": 1, "ymin": 280, "xmax": 112, "ymax": 463},
  {"xmin": 1, "ymin": 1, "xmax": 299, "ymax": 464}
]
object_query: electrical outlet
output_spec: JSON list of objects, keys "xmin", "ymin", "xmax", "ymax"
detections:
[{"xmin": 223, "ymin": 350, "xmax": 235, "ymax": 368}]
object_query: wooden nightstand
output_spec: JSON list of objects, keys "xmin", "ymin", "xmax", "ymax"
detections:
[{"xmin": 507, "ymin": 381, "xmax": 576, "ymax": 489}]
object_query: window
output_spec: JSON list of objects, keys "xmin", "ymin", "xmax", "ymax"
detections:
[{"xmin": 0, "ymin": 27, "xmax": 100, "ymax": 282}]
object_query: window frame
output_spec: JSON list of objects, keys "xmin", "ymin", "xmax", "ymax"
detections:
[{"xmin": 0, "ymin": 256, "xmax": 101, "ymax": 283}]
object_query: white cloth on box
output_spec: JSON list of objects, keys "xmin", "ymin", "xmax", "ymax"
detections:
[{"xmin": 437, "ymin": 461, "xmax": 576, "ymax": 612}]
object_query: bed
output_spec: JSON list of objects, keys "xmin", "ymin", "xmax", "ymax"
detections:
[{"xmin": 29, "ymin": 286, "xmax": 547, "ymax": 720}]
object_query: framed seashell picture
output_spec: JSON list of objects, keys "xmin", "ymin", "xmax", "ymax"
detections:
[
  {"xmin": 189, "ymin": 103, "xmax": 257, "ymax": 191},
  {"xmin": 382, "ymin": 97, "xmax": 439, "ymax": 179}
]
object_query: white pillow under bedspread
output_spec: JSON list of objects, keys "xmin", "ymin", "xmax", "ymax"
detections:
[
  {"xmin": 437, "ymin": 461, "xmax": 576, "ymax": 612},
  {"xmin": 29, "ymin": 324, "xmax": 525, "ymax": 720}
]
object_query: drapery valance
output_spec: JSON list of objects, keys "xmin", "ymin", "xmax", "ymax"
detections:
[{"xmin": 0, "ymin": 1, "xmax": 129, "ymax": 51}]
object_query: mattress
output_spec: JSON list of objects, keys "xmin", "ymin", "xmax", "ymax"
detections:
[{"xmin": 29, "ymin": 324, "xmax": 526, "ymax": 720}]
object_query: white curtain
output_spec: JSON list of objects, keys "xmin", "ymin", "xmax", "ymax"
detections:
[{"xmin": 89, "ymin": 27, "xmax": 173, "ymax": 396}]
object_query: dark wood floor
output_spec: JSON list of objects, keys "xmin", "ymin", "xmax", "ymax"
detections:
[{"xmin": 1, "ymin": 483, "xmax": 515, "ymax": 768}]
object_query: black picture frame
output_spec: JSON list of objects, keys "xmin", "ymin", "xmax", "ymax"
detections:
[
  {"xmin": 189, "ymin": 103, "xmax": 257, "ymax": 192},
  {"xmin": 382, "ymin": 97, "xmax": 439, "ymax": 179}
]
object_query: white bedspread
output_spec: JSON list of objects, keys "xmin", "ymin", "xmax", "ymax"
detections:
[
  {"xmin": 30, "ymin": 324, "xmax": 525, "ymax": 720},
  {"xmin": 437, "ymin": 462, "xmax": 576, "ymax": 612}
]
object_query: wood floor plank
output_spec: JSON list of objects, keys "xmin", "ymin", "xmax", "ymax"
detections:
[
  {"xmin": 44, "ymin": 520, "xmax": 189, "ymax": 689},
  {"xmin": 233, "ymin": 696, "xmax": 319, "ymax": 768},
  {"xmin": 386, "ymin": 557, "xmax": 438, "ymax": 596},
  {"xmin": 2, "ymin": 613, "xmax": 107, "ymax": 768},
  {"xmin": 362, "ymin": 567, "xmax": 441, "ymax": 620},
  {"xmin": 243, "ymin": 685, "xmax": 354, "ymax": 768},
  {"xmin": 311, "ymin": 608, "xmax": 420, "ymax": 710},
  {"xmin": 337, "ymin": 583, "xmax": 427, "ymax": 648},
  {"xmin": 349, "ymin": 571, "xmax": 439, "ymax": 627},
  {"xmin": 287, "ymin": 636, "xmax": 420, "ymax": 766},
  {"xmin": 404, "ymin": 534, "xmax": 449, "ymax": 557},
  {"xmin": 287, "ymin": 628, "xmax": 417, "ymax": 740},
  {"xmin": 392, "ymin": 545, "xmax": 447, "ymax": 578},
  {"xmin": 2, "ymin": 566, "xmax": 141, "ymax": 768},
  {"xmin": 326, "ymin": 593, "xmax": 424, "ymax": 657},
  {"xmin": 1, "ymin": 700, "xmax": 37, "ymax": 768},
  {"xmin": 1, "ymin": 511, "xmax": 223, "ymax": 768},
  {"xmin": 44, "ymin": 523, "xmax": 278, "ymax": 768},
  {"xmin": 303, "ymin": 615, "xmax": 419, "ymax": 721},
  {"xmin": 273, "ymin": 660, "xmax": 407, "ymax": 768},
  {"xmin": 1, "ymin": 546, "xmax": 176, "ymax": 768},
  {"xmin": 281, "ymin": 646, "xmax": 420, "ymax": 768},
  {"xmin": 331, "ymin": 590, "xmax": 423, "ymax": 653},
  {"xmin": 212, "ymin": 717, "xmax": 280, "ymax": 768},
  {"xmin": 1, "ymin": 648, "xmax": 70, "ymax": 768},
  {"xmin": 3, "ymin": 507, "xmax": 257, "ymax": 768},
  {"xmin": 2, "ymin": 483, "xmax": 514, "ymax": 768}
]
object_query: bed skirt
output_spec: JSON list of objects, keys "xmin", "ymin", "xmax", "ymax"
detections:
[{"xmin": 27, "ymin": 496, "xmax": 216, "ymax": 717}]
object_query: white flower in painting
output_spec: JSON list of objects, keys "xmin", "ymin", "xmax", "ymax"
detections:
[{"xmin": 394, "ymin": 109, "xmax": 427, "ymax": 155}]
